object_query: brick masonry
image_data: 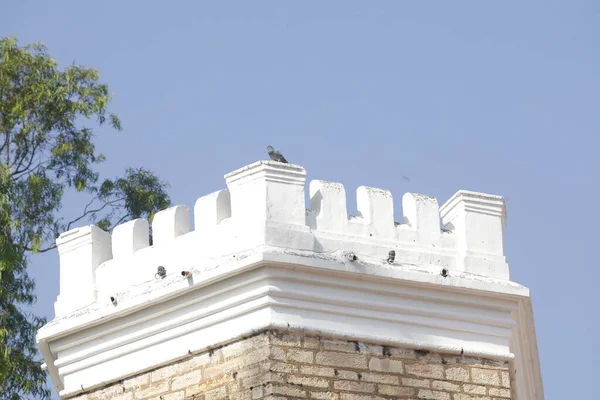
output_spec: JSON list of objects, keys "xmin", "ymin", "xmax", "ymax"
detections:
[{"xmin": 73, "ymin": 331, "xmax": 513, "ymax": 400}]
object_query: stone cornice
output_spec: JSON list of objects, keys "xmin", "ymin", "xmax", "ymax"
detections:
[
  {"xmin": 38, "ymin": 160, "xmax": 543, "ymax": 399},
  {"xmin": 55, "ymin": 225, "xmax": 111, "ymax": 254},
  {"xmin": 37, "ymin": 246, "xmax": 542, "ymax": 399},
  {"xmin": 224, "ymin": 160, "xmax": 307, "ymax": 186},
  {"xmin": 440, "ymin": 190, "xmax": 507, "ymax": 230}
]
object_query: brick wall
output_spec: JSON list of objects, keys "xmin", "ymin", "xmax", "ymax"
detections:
[{"xmin": 74, "ymin": 331, "xmax": 512, "ymax": 400}]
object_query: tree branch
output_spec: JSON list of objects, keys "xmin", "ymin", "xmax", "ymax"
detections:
[
  {"xmin": 11, "ymin": 140, "xmax": 37, "ymax": 177},
  {"xmin": 66, "ymin": 197, "xmax": 125, "ymax": 230},
  {"xmin": 111, "ymin": 213, "xmax": 131, "ymax": 230},
  {"xmin": 3, "ymin": 131, "xmax": 8, "ymax": 166},
  {"xmin": 23, "ymin": 243, "xmax": 57, "ymax": 253}
]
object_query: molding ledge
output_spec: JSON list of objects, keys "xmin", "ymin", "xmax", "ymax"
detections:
[{"xmin": 37, "ymin": 247, "xmax": 543, "ymax": 399}]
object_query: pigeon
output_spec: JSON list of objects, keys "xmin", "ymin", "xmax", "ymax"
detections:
[
  {"xmin": 387, "ymin": 250, "xmax": 396, "ymax": 264},
  {"xmin": 266, "ymin": 145, "xmax": 288, "ymax": 163},
  {"xmin": 156, "ymin": 266, "xmax": 167, "ymax": 279}
]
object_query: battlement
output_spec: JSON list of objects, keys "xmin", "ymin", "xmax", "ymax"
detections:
[{"xmin": 53, "ymin": 160, "xmax": 509, "ymax": 317}]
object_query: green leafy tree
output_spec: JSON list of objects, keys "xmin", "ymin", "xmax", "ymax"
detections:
[{"xmin": 0, "ymin": 37, "xmax": 171, "ymax": 399}]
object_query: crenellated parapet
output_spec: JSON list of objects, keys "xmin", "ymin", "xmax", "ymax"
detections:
[
  {"xmin": 53, "ymin": 160, "xmax": 509, "ymax": 317},
  {"xmin": 40, "ymin": 160, "xmax": 543, "ymax": 400}
]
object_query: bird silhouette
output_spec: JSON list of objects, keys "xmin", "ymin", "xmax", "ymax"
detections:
[{"xmin": 266, "ymin": 145, "xmax": 288, "ymax": 163}]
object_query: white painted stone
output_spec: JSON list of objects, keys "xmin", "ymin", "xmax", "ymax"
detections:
[
  {"xmin": 440, "ymin": 190, "xmax": 509, "ymax": 280},
  {"xmin": 152, "ymin": 205, "xmax": 191, "ymax": 246},
  {"xmin": 111, "ymin": 218, "xmax": 149, "ymax": 258},
  {"xmin": 309, "ymin": 180, "xmax": 347, "ymax": 232},
  {"xmin": 38, "ymin": 160, "xmax": 542, "ymax": 400},
  {"xmin": 225, "ymin": 160, "xmax": 307, "ymax": 226},
  {"xmin": 355, "ymin": 186, "xmax": 395, "ymax": 238},
  {"xmin": 54, "ymin": 225, "xmax": 112, "ymax": 316},
  {"xmin": 194, "ymin": 189, "xmax": 231, "ymax": 228},
  {"xmin": 402, "ymin": 192, "xmax": 440, "ymax": 241}
]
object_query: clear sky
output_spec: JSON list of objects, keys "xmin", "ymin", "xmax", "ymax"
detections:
[{"xmin": 2, "ymin": 1, "xmax": 599, "ymax": 398}]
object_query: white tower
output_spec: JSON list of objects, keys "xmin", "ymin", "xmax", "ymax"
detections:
[{"xmin": 37, "ymin": 161, "xmax": 544, "ymax": 399}]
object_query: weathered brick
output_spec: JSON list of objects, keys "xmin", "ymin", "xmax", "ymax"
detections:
[
  {"xmin": 204, "ymin": 348, "xmax": 269, "ymax": 379},
  {"xmin": 445, "ymin": 366, "xmax": 470, "ymax": 382},
  {"xmin": 288, "ymin": 375, "xmax": 330, "ymax": 388},
  {"xmin": 304, "ymin": 337, "xmax": 321, "ymax": 349},
  {"xmin": 336, "ymin": 370, "xmax": 358, "ymax": 380},
  {"xmin": 418, "ymin": 353, "xmax": 444, "ymax": 364},
  {"xmin": 230, "ymin": 392, "xmax": 252, "ymax": 400},
  {"xmin": 150, "ymin": 391, "xmax": 184, "ymax": 400},
  {"xmin": 237, "ymin": 366, "xmax": 261, "ymax": 380},
  {"xmin": 171, "ymin": 369, "xmax": 202, "ymax": 390},
  {"xmin": 270, "ymin": 346, "xmax": 286, "ymax": 360},
  {"xmin": 432, "ymin": 380, "xmax": 460, "ymax": 392},
  {"xmin": 316, "ymin": 351, "xmax": 367, "ymax": 369},
  {"xmin": 270, "ymin": 332, "xmax": 302, "ymax": 347},
  {"xmin": 440, "ymin": 357, "xmax": 458, "ymax": 364},
  {"xmin": 417, "ymin": 389, "xmax": 451, "ymax": 400},
  {"xmin": 178, "ymin": 352, "xmax": 222, "ymax": 373},
  {"xmin": 405, "ymin": 363, "xmax": 444, "ymax": 379},
  {"xmin": 488, "ymin": 387, "xmax": 511, "ymax": 398},
  {"xmin": 333, "ymin": 380, "xmax": 375, "ymax": 393},
  {"xmin": 241, "ymin": 372, "xmax": 270, "ymax": 390},
  {"xmin": 340, "ymin": 394, "xmax": 387, "ymax": 400},
  {"xmin": 252, "ymin": 386, "xmax": 264, "ymax": 399},
  {"xmin": 484, "ymin": 359, "xmax": 508, "ymax": 368},
  {"xmin": 123, "ymin": 374, "xmax": 150, "ymax": 390},
  {"xmin": 227, "ymin": 381, "xmax": 241, "ymax": 394},
  {"xmin": 368, "ymin": 357, "xmax": 403, "ymax": 374},
  {"xmin": 402, "ymin": 377, "xmax": 431, "ymax": 388},
  {"xmin": 463, "ymin": 384, "xmax": 486, "ymax": 395},
  {"xmin": 301, "ymin": 365, "xmax": 336, "ymax": 377},
  {"xmin": 358, "ymin": 343, "xmax": 383, "ymax": 355},
  {"xmin": 311, "ymin": 391, "xmax": 339, "ymax": 400},
  {"xmin": 378, "ymin": 384, "xmax": 416, "ymax": 397},
  {"xmin": 389, "ymin": 348, "xmax": 417, "ymax": 359},
  {"xmin": 453, "ymin": 394, "xmax": 492, "ymax": 400},
  {"xmin": 459, "ymin": 357, "xmax": 484, "ymax": 366},
  {"xmin": 90, "ymin": 384, "xmax": 125, "ymax": 398},
  {"xmin": 270, "ymin": 362, "xmax": 298, "ymax": 373},
  {"xmin": 95, "ymin": 392, "xmax": 132, "ymax": 400},
  {"xmin": 205, "ymin": 386, "xmax": 228, "ymax": 400},
  {"xmin": 73, "ymin": 333, "xmax": 512, "ymax": 400},
  {"xmin": 360, "ymin": 372, "xmax": 399, "ymax": 384},
  {"xmin": 471, "ymin": 368, "xmax": 500, "ymax": 386},
  {"xmin": 189, "ymin": 374, "xmax": 232, "ymax": 394},
  {"xmin": 501, "ymin": 371, "xmax": 511, "ymax": 388},
  {"xmin": 288, "ymin": 349, "xmax": 314, "ymax": 363},
  {"xmin": 323, "ymin": 339, "xmax": 358, "ymax": 353},
  {"xmin": 134, "ymin": 381, "xmax": 169, "ymax": 399},
  {"xmin": 222, "ymin": 335, "xmax": 266, "ymax": 359},
  {"xmin": 151, "ymin": 363, "xmax": 180, "ymax": 382},
  {"xmin": 268, "ymin": 383, "xmax": 307, "ymax": 397}
]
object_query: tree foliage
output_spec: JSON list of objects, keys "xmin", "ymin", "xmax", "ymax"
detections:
[{"xmin": 0, "ymin": 37, "xmax": 171, "ymax": 399}]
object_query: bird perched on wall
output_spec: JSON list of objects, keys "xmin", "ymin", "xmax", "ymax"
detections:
[
  {"xmin": 387, "ymin": 250, "xmax": 396, "ymax": 264},
  {"xmin": 267, "ymin": 145, "xmax": 288, "ymax": 163}
]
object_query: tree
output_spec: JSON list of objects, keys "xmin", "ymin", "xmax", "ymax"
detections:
[{"xmin": 0, "ymin": 37, "xmax": 171, "ymax": 399}]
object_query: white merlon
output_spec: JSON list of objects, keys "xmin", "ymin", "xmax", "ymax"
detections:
[
  {"xmin": 193, "ymin": 189, "xmax": 230, "ymax": 227},
  {"xmin": 111, "ymin": 218, "xmax": 149, "ymax": 259},
  {"xmin": 225, "ymin": 160, "xmax": 307, "ymax": 226},
  {"xmin": 54, "ymin": 225, "xmax": 112, "ymax": 316},
  {"xmin": 152, "ymin": 205, "xmax": 191, "ymax": 246},
  {"xmin": 440, "ymin": 190, "xmax": 508, "ymax": 279},
  {"xmin": 37, "ymin": 160, "xmax": 543, "ymax": 399}
]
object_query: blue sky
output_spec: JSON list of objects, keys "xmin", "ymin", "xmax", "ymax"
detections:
[{"xmin": 2, "ymin": 1, "xmax": 599, "ymax": 398}]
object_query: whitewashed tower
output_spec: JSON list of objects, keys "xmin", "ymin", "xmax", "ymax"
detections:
[{"xmin": 37, "ymin": 161, "xmax": 544, "ymax": 400}]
